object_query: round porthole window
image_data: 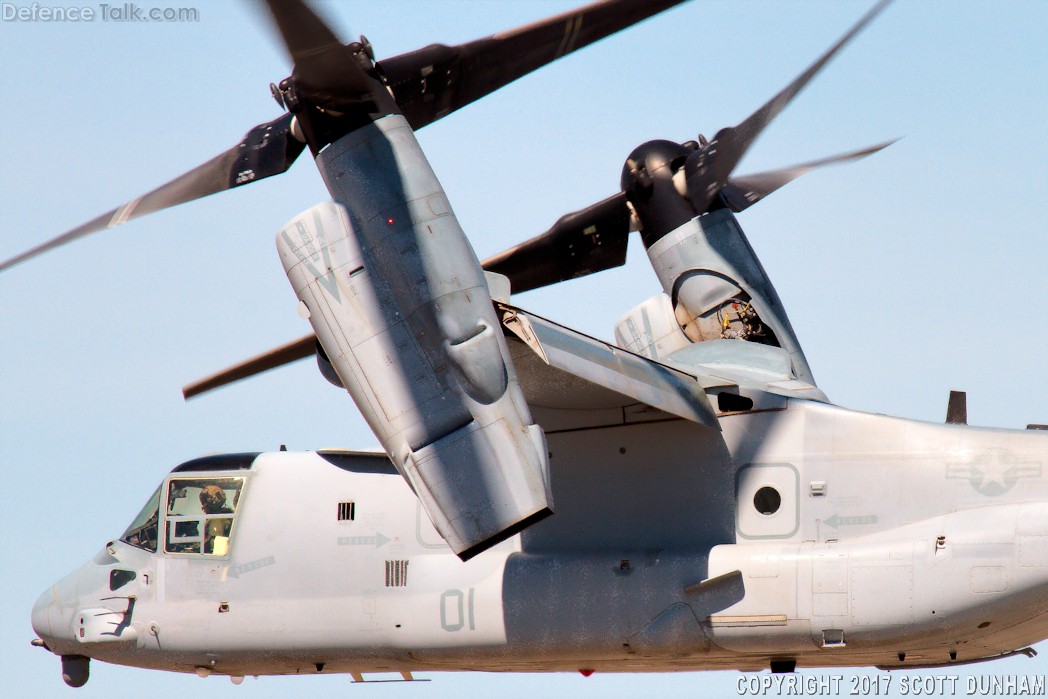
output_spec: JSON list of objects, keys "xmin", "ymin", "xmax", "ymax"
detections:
[{"xmin": 753, "ymin": 486, "xmax": 781, "ymax": 515}]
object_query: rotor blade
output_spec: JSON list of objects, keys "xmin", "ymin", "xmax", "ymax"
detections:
[
  {"xmin": 262, "ymin": 0, "xmax": 373, "ymax": 105},
  {"xmin": 719, "ymin": 140, "xmax": 897, "ymax": 213},
  {"xmin": 379, "ymin": 0, "xmax": 687, "ymax": 130},
  {"xmin": 481, "ymin": 192, "xmax": 630, "ymax": 294},
  {"xmin": 263, "ymin": 0, "xmax": 342, "ymax": 62},
  {"xmin": 183, "ymin": 333, "xmax": 317, "ymax": 400},
  {"xmin": 685, "ymin": 0, "xmax": 890, "ymax": 212},
  {"xmin": 1, "ymin": 113, "xmax": 305, "ymax": 272}
]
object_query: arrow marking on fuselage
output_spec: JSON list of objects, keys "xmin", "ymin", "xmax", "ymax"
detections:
[
  {"xmin": 228, "ymin": 555, "xmax": 276, "ymax": 579},
  {"xmin": 338, "ymin": 533, "xmax": 391, "ymax": 549},
  {"xmin": 824, "ymin": 514, "xmax": 878, "ymax": 529}
]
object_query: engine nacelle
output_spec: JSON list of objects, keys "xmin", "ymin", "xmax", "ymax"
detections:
[
  {"xmin": 279, "ymin": 116, "xmax": 553, "ymax": 561},
  {"xmin": 644, "ymin": 208, "xmax": 816, "ymax": 386}
]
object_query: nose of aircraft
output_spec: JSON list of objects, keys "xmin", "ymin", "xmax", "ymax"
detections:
[
  {"xmin": 31, "ymin": 567, "xmax": 80, "ymax": 653},
  {"xmin": 31, "ymin": 587, "xmax": 54, "ymax": 644},
  {"xmin": 32, "ymin": 564, "xmax": 97, "ymax": 687}
]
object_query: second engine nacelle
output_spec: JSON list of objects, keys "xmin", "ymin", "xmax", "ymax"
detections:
[{"xmin": 643, "ymin": 208, "xmax": 817, "ymax": 387}]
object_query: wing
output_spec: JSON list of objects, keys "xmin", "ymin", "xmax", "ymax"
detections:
[{"xmin": 498, "ymin": 304, "xmax": 724, "ymax": 431}]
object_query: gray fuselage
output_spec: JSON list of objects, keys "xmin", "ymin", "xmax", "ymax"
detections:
[{"xmin": 32, "ymin": 398, "xmax": 1048, "ymax": 678}]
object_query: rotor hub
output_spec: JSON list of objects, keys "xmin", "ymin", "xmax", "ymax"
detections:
[{"xmin": 621, "ymin": 140, "xmax": 697, "ymax": 248}]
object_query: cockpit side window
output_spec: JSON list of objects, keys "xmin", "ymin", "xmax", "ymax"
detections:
[
  {"xmin": 164, "ymin": 477, "xmax": 245, "ymax": 556},
  {"xmin": 120, "ymin": 485, "xmax": 161, "ymax": 552}
]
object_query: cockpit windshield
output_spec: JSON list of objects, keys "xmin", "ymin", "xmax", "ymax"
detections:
[
  {"xmin": 120, "ymin": 485, "xmax": 161, "ymax": 552},
  {"xmin": 165, "ymin": 477, "xmax": 245, "ymax": 555}
]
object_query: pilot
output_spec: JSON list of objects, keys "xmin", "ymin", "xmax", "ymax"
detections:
[
  {"xmin": 199, "ymin": 485, "xmax": 232, "ymax": 515},
  {"xmin": 199, "ymin": 485, "xmax": 233, "ymax": 554}
]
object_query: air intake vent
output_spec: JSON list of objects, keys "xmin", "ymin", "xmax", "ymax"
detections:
[
  {"xmin": 385, "ymin": 560, "xmax": 409, "ymax": 587},
  {"xmin": 337, "ymin": 501, "xmax": 355, "ymax": 521},
  {"xmin": 717, "ymin": 391, "xmax": 753, "ymax": 413}
]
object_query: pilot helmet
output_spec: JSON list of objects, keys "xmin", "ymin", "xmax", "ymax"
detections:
[{"xmin": 199, "ymin": 485, "xmax": 227, "ymax": 512}]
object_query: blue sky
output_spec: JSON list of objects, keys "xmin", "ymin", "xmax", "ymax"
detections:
[{"xmin": 1, "ymin": 1, "xmax": 1046, "ymax": 696}]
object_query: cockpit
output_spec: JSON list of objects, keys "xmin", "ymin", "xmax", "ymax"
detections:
[
  {"xmin": 32, "ymin": 453, "xmax": 260, "ymax": 687},
  {"xmin": 119, "ymin": 453, "xmax": 256, "ymax": 557}
]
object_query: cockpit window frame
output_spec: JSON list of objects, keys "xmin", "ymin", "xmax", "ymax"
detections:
[
  {"xmin": 162, "ymin": 474, "xmax": 248, "ymax": 558},
  {"xmin": 120, "ymin": 484, "xmax": 162, "ymax": 553}
]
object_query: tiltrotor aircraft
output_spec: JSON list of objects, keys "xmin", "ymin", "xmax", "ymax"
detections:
[{"xmin": 9, "ymin": 0, "xmax": 1046, "ymax": 689}]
